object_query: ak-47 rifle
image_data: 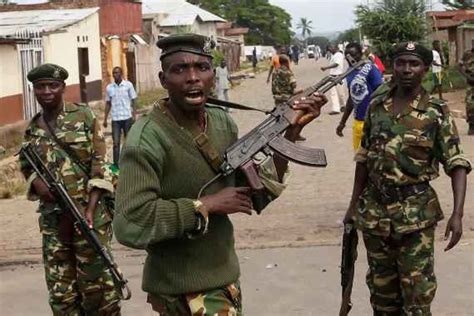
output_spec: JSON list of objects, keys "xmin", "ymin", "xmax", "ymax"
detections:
[
  {"xmin": 19, "ymin": 144, "xmax": 131, "ymax": 300},
  {"xmin": 339, "ymin": 222, "xmax": 358, "ymax": 316},
  {"xmin": 199, "ymin": 59, "xmax": 366, "ymax": 205}
]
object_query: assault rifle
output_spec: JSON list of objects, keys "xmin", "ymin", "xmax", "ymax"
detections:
[
  {"xmin": 199, "ymin": 59, "xmax": 365, "ymax": 201},
  {"xmin": 339, "ymin": 222, "xmax": 358, "ymax": 316},
  {"xmin": 19, "ymin": 144, "xmax": 131, "ymax": 300}
]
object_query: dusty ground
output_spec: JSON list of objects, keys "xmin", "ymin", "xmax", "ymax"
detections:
[{"xmin": 0, "ymin": 58, "xmax": 473, "ymax": 315}]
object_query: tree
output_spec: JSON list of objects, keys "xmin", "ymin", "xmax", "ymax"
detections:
[
  {"xmin": 306, "ymin": 36, "xmax": 330, "ymax": 49},
  {"xmin": 188, "ymin": 0, "xmax": 293, "ymax": 46},
  {"xmin": 441, "ymin": 0, "xmax": 472, "ymax": 9},
  {"xmin": 356, "ymin": 0, "xmax": 427, "ymax": 60},
  {"xmin": 297, "ymin": 17, "xmax": 313, "ymax": 38},
  {"xmin": 337, "ymin": 28, "xmax": 360, "ymax": 43}
]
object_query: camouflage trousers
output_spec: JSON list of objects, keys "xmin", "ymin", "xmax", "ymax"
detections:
[
  {"xmin": 362, "ymin": 226, "xmax": 436, "ymax": 316},
  {"xmin": 42, "ymin": 222, "xmax": 121, "ymax": 315},
  {"xmin": 147, "ymin": 281, "xmax": 242, "ymax": 315},
  {"xmin": 466, "ymin": 86, "xmax": 474, "ymax": 124}
]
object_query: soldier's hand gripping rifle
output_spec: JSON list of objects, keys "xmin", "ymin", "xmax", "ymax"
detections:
[
  {"xmin": 198, "ymin": 60, "xmax": 365, "ymax": 207},
  {"xmin": 19, "ymin": 143, "xmax": 131, "ymax": 300},
  {"xmin": 339, "ymin": 222, "xmax": 358, "ymax": 316}
]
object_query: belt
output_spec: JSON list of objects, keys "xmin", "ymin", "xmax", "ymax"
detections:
[{"xmin": 374, "ymin": 182, "xmax": 430, "ymax": 205}]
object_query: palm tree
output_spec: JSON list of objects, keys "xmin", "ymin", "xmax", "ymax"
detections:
[{"xmin": 297, "ymin": 17, "xmax": 313, "ymax": 48}]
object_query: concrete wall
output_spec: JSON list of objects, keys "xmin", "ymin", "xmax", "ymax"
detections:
[
  {"xmin": 43, "ymin": 11, "xmax": 102, "ymax": 92},
  {"xmin": 0, "ymin": 45, "xmax": 22, "ymax": 98}
]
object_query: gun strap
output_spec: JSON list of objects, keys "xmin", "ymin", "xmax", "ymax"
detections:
[
  {"xmin": 43, "ymin": 116, "xmax": 91, "ymax": 180},
  {"xmin": 206, "ymin": 97, "xmax": 270, "ymax": 114}
]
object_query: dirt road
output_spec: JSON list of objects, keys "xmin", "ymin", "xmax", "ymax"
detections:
[{"xmin": 0, "ymin": 58, "xmax": 473, "ymax": 315}]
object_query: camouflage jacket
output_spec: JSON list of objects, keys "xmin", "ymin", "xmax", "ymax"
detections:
[
  {"xmin": 354, "ymin": 84, "xmax": 472, "ymax": 236},
  {"xmin": 272, "ymin": 66, "xmax": 296, "ymax": 104},
  {"xmin": 19, "ymin": 103, "xmax": 114, "ymax": 232}
]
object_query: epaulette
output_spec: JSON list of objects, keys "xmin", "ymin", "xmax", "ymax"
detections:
[{"xmin": 429, "ymin": 97, "xmax": 450, "ymax": 116}]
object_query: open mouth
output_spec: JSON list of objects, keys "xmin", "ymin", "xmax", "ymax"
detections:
[{"xmin": 184, "ymin": 89, "xmax": 205, "ymax": 104}]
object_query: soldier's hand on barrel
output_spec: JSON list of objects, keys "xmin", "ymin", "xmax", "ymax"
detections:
[
  {"xmin": 200, "ymin": 187, "xmax": 253, "ymax": 216},
  {"xmin": 290, "ymin": 92, "xmax": 327, "ymax": 127},
  {"xmin": 32, "ymin": 177, "xmax": 55, "ymax": 203},
  {"xmin": 444, "ymin": 214, "xmax": 462, "ymax": 251}
]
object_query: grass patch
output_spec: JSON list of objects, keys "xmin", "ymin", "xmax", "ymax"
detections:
[
  {"xmin": 239, "ymin": 60, "xmax": 271, "ymax": 74},
  {"xmin": 136, "ymin": 88, "xmax": 168, "ymax": 109}
]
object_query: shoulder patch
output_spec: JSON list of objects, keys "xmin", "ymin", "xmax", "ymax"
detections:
[{"xmin": 429, "ymin": 97, "xmax": 449, "ymax": 116}]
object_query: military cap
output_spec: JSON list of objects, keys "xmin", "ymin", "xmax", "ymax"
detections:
[
  {"xmin": 157, "ymin": 33, "xmax": 214, "ymax": 60},
  {"xmin": 27, "ymin": 63, "xmax": 69, "ymax": 83},
  {"xmin": 391, "ymin": 42, "xmax": 433, "ymax": 66}
]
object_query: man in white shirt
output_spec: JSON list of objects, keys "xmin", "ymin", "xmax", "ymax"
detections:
[
  {"xmin": 321, "ymin": 45, "xmax": 346, "ymax": 114},
  {"xmin": 103, "ymin": 66, "xmax": 137, "ymax": 167},
  {"xmin": 432, "ymin": 40, "xmax": 444, "ymax": 100},
  {"xmin": 215, "ymin": 60, "xmax": 231, "ymax": 103}
]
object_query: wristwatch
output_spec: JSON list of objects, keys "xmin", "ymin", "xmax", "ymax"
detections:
[{"xmin": 192, "ymin": 200, "xmax": 209, "ymax": 235}]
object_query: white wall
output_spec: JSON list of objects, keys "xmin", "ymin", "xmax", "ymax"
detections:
[
  {"xmin": 0, "ymin": 45, "xmax": 22, "ymax": 98},
  {"xmin": 42, "ymin": 11, "xmax": 101, "ymax": 86}
]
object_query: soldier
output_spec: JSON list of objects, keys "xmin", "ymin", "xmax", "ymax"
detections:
[
  {"xmin": 459, "ymin": 47, "xmax": 474, "ymax": 135},
  {"xmin": 343, "ymin": 43, "xmax": 471, "ymax": 315},
  {"xmin": 113, "ymin": 34, "xmax": 327, "ymax": 315},
  {"xmin": 19, "ymin": 63, "xmax": 121, "ymax": 315},
  {"xmin": 272, "ymin": 54, "xmax": 305, "ymax": 141}
]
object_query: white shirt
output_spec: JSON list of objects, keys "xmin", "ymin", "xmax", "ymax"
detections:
[
  {"xmin": 105, "ymin": 80, "xmax": 137, "ymax": 121},
  {"xmin": 215, "ymin": 66, "xmax": 230, "ymax": 90},
  {"xmin": 432, "ymin": 50, "xmax": 442, "ymax": 73},
  {"xmin": 330, "ymin": 51, "xmax": 345, "ymax": 75}
]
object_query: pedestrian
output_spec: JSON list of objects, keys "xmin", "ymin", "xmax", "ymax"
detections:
[
  {"xmin": 432, "ymin": 40, "xmax": 445, "ymax": 100},
  {"xmin": 19, "ymin": 63, "xmax": 121, "ymax": 315},
  {"xmin": 266, "ymin": 45, "xmax": 286, "ymax": 84},
  {"xmin": 113, "ymin": 33, "xmax": 327, "ymax": 315},
  {"xmin": 459, "ymin": 46, "xmax": 474, "ymax": 135},
  {"xmin": 321, "ymin": 44, "xmax": 346, "ymax": 114},
  {"xmin": 252, "ymin": 46, "xmax": 258, "ymax": 70},
  {"xmin": 343, "ymin": 42, "xmax": 471, "ymax": 315},
  {"xmin": 336, "ymin": 42, "xmax": 383, "ymax": 150},
  {"xmin": 292, "ymin": 45, "xmax": 300, "ymax": 65},
  {"xmin": 103, "ymin": 66, "xmax": 137, "ymax": 168},
  {"xmin": 215, "ymin": 59, "xmax": 231, "ymax": 103},
  {"xmin": 365, "ymin": 47, "xmax": 385, "ymax": 74}
]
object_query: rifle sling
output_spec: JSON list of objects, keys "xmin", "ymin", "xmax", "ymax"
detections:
[
  {"xmin": 43, "ymin": 116, "xmax": 91, "ymax": 180},
  {"xmin": 206, "ymin": 97, "xmax": 270, "ymax": 114}
]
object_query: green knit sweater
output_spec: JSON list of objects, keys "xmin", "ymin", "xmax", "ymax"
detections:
[{"xmin": 113, "ymin": 104, "xmax": 241, "ymax": 295}]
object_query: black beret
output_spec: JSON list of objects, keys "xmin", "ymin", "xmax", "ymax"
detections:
[
  {"xmin": 157, "ymin": 33, "xmax": 214, "ymax": 60},
  {"xmin": 27, "ymin": 63, "xmax": 68, "ymax": 83},
  {"xmin": 392, "ymin": 42, "xmax": 433, "ymax": 66}
]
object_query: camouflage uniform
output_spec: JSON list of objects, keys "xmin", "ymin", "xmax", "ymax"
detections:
[
  {"xmin": 19, "ymin": 103, "xmax": 121, "ymax": 315},
  {"xmin": 354, "ymin": 84, "xmax": 471, "ymax": 315},
  {"xmin": 147, "ymin": 281, "xmax": 242, "ymax": 315},
  {"xmin": 460, "ymin": 50, "xmax": 474, "ymax": 133},
  {"xmin": 271, "ymin": 65, "xmax": 296, "ymax": 105}
]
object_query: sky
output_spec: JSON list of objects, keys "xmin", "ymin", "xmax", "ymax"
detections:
[
  {"xmin": 12, "ymin": 0, "xmax": 446, "ymax": 34},
  {"xmin": 270, "ymin": 0, "xmax": 446, "ymax": 34}
]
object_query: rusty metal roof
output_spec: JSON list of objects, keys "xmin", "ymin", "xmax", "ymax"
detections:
[{"xmin": 0, "ymin": 7, "xmax": 99, "ymax": 37}]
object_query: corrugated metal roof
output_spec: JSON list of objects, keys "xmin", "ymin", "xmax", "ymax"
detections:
[
  {"xmin": 0, "ymin": 8, "xmax": 99, "ymax": 37},
  {"xmin": 143, "ymin": 0, "xmax": 225, "ymax": 24}
]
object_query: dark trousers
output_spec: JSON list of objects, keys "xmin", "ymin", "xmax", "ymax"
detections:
[{"xmin": 112, "ymin": 118, "xmax": 132, "ymax": 166}]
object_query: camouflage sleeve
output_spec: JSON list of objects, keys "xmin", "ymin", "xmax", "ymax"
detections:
[
  {"xmin": 290, "ymin": 72, "xmax": 297, "ymax": 92},
  {"xmin": 87, "ymin": 114, "xmax": 114, "ymax": 193},
  {"xmin": 354, "ymin": 108, "xmax": 371, "ymax": 163},
  {"xmin": 435, "ymin": 111, "xmax": 472, "ymax": 175}
]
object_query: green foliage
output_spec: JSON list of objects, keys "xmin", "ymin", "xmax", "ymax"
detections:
[
  {"xmin": 337, "ymin": 28, "xmax": 360, "ymax": 43},
  {"xmin": 422, "ymin": 66, "xmax": 468, "ymax": 92},
  {"xmin": 135, "ymin": 88, "xmax": 168, "ymax": 109},
  {"xmin": 441, "ymin": 0, "xmax": 472, "ymax": 9},
  {"xmin": 307, "ymin": 36, "xmax": 330, "ymax": 49},
  {"xmin": 212, "ymin": 49, "xmax": 225, "ymax": 67},
  {"xmin": 356, "ymin": 0, "xmax": 427, "ymax": 61},
  {"xmin": 189, "ymin": 0, "xmax": 293, "ymax": 46}
]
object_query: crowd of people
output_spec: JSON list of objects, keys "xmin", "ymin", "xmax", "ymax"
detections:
[{"xmin": 17, "ymin": 32, "xmax": 472, "ymax": 315}]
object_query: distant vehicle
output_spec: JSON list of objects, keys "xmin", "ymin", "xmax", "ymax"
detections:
[{"xmin": 306, "ymin": 45, "xmax": 316, "ymax": 58}]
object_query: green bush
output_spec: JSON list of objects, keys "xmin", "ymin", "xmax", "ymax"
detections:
[
  {"xmin": 422, "ymin": 66, "xmax": 467, "ymax": 92},
  {"xmin": 212, "ymin": 50, "xmax": 224, "ymax": 68}
]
